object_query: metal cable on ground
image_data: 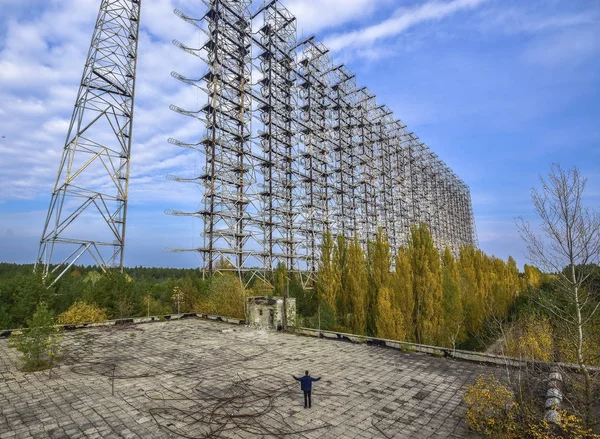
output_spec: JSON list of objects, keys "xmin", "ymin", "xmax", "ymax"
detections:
[
  {"xmin": 146, "ymin": 375, "xmax": 332, "ymax": 438},
  {"xmin": 56, "ymin": 325, "xmax": 335, "ymax": 438}
]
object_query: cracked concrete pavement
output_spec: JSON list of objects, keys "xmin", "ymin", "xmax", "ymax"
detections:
[{"xmin": 0, "ymin": 319, "xmax": 496, "ymax": 438}]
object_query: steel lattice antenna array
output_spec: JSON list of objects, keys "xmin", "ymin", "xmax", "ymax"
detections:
[
  {"xmin": 170, "ymin": 0, "xmax": 477, "ymax": 285},
  {"xmin": 36, "ymin": 0, "xmax": 142, "ymax": 284}
]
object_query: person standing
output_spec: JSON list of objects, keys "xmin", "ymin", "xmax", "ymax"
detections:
[{"xmin": 292, "ymin": 370, "xmax": 321, "ymax": 408}]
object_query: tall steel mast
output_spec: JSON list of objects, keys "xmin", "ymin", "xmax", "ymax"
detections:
[{"xmin": 36, "ymin": 0, "xmax": 142, "ymax": 284}]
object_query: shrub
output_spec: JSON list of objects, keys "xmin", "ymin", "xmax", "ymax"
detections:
[
  {"xmin": 194, "ymin": 275, "xmax": 246, "ymax": 319},
  {"xmin": 528, "ymin": 412, "xmax": 600, "ymax": 439},
  {"xmin": 463, "ymin": 374, "xmax": 517, "ymax": 438},
  {"xmin": 8, "ymin": 302, "xmax": 62, "ymax": 371},
  {"xmin": 504, "ymin": 316, "xmax": 553, "ymax": 361},
  {"xmin": 57, "ymin": 301, "xmax": 108, "ymax": 324},
  {"xmin": 463, "ymin": 374, "xmax": 600, "ymax": 439}
]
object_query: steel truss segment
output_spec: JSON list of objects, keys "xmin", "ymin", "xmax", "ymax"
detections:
[
  {"xmin": 168, "ymin": 0, "xmax": 261, "ymax": 282},
  {"xmin": 255, "ymin": 0, "xmax": 299, "ymax": 276},
  {"xmin": 36, "ymin": 0, "xmax": 142, "ymax": 285},
  {"xmin": 294, "ymin": 38, "xmax": 332, "ymax": 284}
]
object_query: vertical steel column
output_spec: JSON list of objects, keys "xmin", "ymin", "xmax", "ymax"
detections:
[
  {"xmin": 330, "ymin": 66, "xmax": 357, "ymax": 240},
  {"xmin": 297, "ymin": 39, "xmax": 332, "ymax": 279},
  {"xmin": 256, "ymin": 1, "xmax": 298, "ymax": 273},
  {"xmin": 170, "ymin": 0, "xmax": 254, "ymax": 277},
  {"xmin": 375, "ymin": 106, "xmax": 394, "ymax": 246},
  {"xmin": 356, "ymin": 89, "xmax": 377, "ymax": 245},
  {"xmin": 387, "ymin": 120, "xmax": 406, "ymax": 252}
]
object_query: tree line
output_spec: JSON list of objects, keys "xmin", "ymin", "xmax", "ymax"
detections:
[
  {"xmin": 0, "ymin": 263, "xmax": 248, "ymax": 330},
  {"xmin": 0, "ymin": 228, "xmax": 531, "ymax": 351}
]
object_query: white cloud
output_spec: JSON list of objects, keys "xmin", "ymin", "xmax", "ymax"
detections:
[
  {"xmin": 0, "ymin": 0, "xmax": 201, "ymax": 204},
  {"xmin": 324, "ymin": 0, "xmax": 487, "ymax": 52},
  {"xmin": 283, "ymin": 0, "xmax": 388, "ymax": 35}
]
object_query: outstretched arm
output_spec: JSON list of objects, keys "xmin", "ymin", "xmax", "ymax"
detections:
[
  {"xmin": 292, "ymin": 375, "xmax": 299, "ymax": 381},
  {"xmin": 313, "ymin": 377, "xmax": 321, "ymax": 381}
]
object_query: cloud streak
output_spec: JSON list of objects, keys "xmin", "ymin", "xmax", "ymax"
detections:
[
  {"xmin": 324, "ymin": 0, "xmax": 486, "ymax": 52},
  {"xmin": 284, "ymin": 0, "xmax": 388, "ymax": 34}
]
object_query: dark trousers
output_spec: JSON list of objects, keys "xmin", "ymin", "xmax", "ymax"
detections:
[{"xmin": 303, "ymin": 391, "xmax": 311, "ymax": 408}]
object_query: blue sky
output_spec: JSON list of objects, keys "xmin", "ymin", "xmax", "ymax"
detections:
[{"xmin": 0, "ymin": 0, "xmax": 599, "ymax": 270}]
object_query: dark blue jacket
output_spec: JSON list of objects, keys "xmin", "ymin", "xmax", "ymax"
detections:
[{"xmin": 294, "ymin": 375, "xmax": 320, "ymax": 392}]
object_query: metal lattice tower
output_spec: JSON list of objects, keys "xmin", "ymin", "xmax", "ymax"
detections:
[
  {"xmin": 170, "ymin": 0, "xmax": 478, "ymax": 281},
  {"xmin": 36, "ymin": 0, "xmax": 142, "ymax": 284}
]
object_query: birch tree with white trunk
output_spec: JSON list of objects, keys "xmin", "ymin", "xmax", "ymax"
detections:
[{"xmin": 517, "ymin": 164, "xmax": 600, "ymax": 424}]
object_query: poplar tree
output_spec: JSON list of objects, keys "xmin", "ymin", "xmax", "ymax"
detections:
[
  {"xmin": 506, "ymin": 256, "xmax": 520, "ymax": 296},
  {"xmin": 523, "ymin": 264, "xmax": 543, "ymax": 289},
  {"xmin": 333, "ymin": 234, "xmax": 348, "ymax": 326},
  {"xmin": 487, "ymin": 257, "xmax": 502, "ymax": 316},
  {"xmin": 459, "ymin": 246, "xmax": 480, "ymax": 335},
  {"xmin": 346, "ymin": 234, "xmax": 368, "ymax": 334},
  {"xmin": 410, "ymin": 223, "xmax": 443, "ymax": 344},
  {"xmin": 376, "ymin": 286, "xmax": 405, "ymax": 340},
  {"xmin": 391, "ymin": 247, "xmax": 414, "ymax": 341},
  {"xmin": 367, "ymin": 228, "xmax": 391, "ymax": 336},
  {"xmin": 473, "ymin": 249, "xmax": 490, "ymax": 323},
  {"xmin": 441, "ymin": 247, "xmax": 464, "ymax": 346},
  {"xmin": 316, "ymin": 232, "xmax": 340, "ymax": 316},
  {"xmin": 273, "ymin": 262, "xmax": 287, "ymax": 297}
]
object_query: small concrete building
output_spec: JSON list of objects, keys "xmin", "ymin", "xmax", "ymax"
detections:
[{"xmin": 247, "ymin": 296, "xmax": 296, "ymax": 330}]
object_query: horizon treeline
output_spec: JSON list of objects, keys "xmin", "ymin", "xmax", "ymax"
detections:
[
  {"xmin": 0, "ymin": 226, "xmax": 543, "ymax": 348},
  {"xmin": 314, "ymin": 223, "xmax": 537, "ymax": 347}
]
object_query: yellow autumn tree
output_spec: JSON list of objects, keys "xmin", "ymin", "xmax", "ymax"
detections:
[
  {"xmin": 367, "ymin": 228, "xmax": 391, "ymax": 336},
  {"xmin": 346, "ymin": 234, "xmax": 368, "ymax": 335},
  {"xmin": 195, "ymin": 274, "xmax": 245, "ymax": 319},
  {"xmin": 391, "ymin": 246, "xmax": 414, "ymax": 342},
  {"xmin": 410, "ymin": 223, "xmax": 443, "ymax": 345},
  {"xmin": 333, "ymin": 234, "xmax": 348, "ymax": 326},
  {"xmin": 506, "ymin": 256, "xmax": 520, "ymax": 297},
  {"xmin": 523, "ymin": 264, "xmax": 543, "ymax": 289},
  {"xmin": 316, "ymin": 232, "xmax": 340, "ymax": 317},
  {"xmin": 504, "ymin": 316, "xmax": 553, "ymax": 361},
  {"xmin": 459, "ymin": 246, "xmax": 483, "ymax": 336},
  {"xmin": 376, "ymin": 286, "xmax": 405, "ymax": 340},
  {"xmin": 57, "ymin": 301, "xmax": 108, "ymax": 324},
  {"xmin": 441, "ymin": 247, "xmax": 464, "ymax": 347},
  {"xmin": 488, "ymin": 257, "xmax": 509, "ymax": 318},
  {"xmin": 473, "ymin": 249, "xmax": 492, "ymax": 323}
]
